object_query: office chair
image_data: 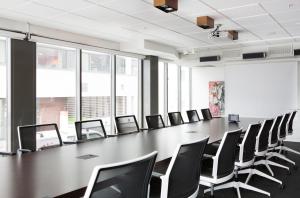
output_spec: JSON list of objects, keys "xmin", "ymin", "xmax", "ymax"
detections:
[
  {"xmin": 75, "ymin": 119, "xmax": 107, "ymax": 142},
  {"xmin": 200, "ymin": 129, "xmax": 242, "ymax": 197},
  {"xmin": 201, "ymin": 108, "xmax": 213, "ymax": 121},
  {"xmin": 287, "ymin": 111, "xmax": 297, "ymax": 135},
  {"xmin": 152, "ymin": 137, "xmax": 209, "ymax": 198},
  {"xmin": 245, "ymin": 119, "xmax": 286, "ymax": 186},
  {"xmin": 84, "ymin": 151, "xmax": 157, "ymax": 198},
  {"xmin": 168, "ymin": 112, "xmax": 184, "ymax": 126},
  {"xmin": 145, "ymin": 114, "xmax": 165, "ymax": 130},
  {"xmin": 115, "ymin": 115, "xmax": 141, "ymax": 135},
  {"xmin": 267, "ymin": 115, "xmax": 296, "ymax": 167},
  {"xmin": 231, "ymin": 123, "xmax": 271, "ymax": 197},
  {"xmin": 186, "ymin": 110, "xmax": 201, "ymax": 123},
  {"xmin": 18, "ymin": 123, "xmax": 63, "ymax": 153},
  {"xmin": 274, "ymin": 112, "xmax": 300, "ymax": 157}
]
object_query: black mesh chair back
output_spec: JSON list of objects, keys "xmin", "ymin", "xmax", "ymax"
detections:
[
  {"xmin": 145, "ymin": 114, "xmax": 165, "ymax": 130},
  {"xmin": 18, "ymin": 123, "xmax": 63, "ymax": 152},
  {"xmin": 84, "ymin": 151, "xmax": 157, "ymax": 198},
  {"xmin": 257, "ymin": 119, "xmax": 274, "ymax": 152},
  {"xmin": 168, "ymin": 112, "xmax": 184, "ymax": 126},
  {"xmin": 201, "ymin": 108, "xmax": 213, "ymax": 121},
  {"xmin": 216, "ymin": 129, "xmax": 242, "ymax": 178},
  {"xmin": 115, "ymin": 115, "xmax": 140, "ymax": 134},
  {"xmin": 75, "ymin": 119, "xmax": 107, "ymax": 141},
  {"xmin": 240, "ymin": 123, "xmax": 261, "ymax": 163},
  {"xmin": 270, "ymin": 115, "xmax": 283, "ymax": 145},
  {"xmin": 288, "ymin": 111, "xmax": 297, "ymax": 134},
  {"xmin": 167, "ymin": 137, "xmax": 209, "ymax": 198},
  {"xmin": 279, "ymin": 113, "xmax": 290, "ymax": 139},
  {"xmin": 186, "ymin": 110, "xmax": 201, "ymax": 123}
]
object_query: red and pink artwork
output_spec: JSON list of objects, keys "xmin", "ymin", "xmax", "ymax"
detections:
[{"xmin": 209, "ymin": 81, "xmax": 225, "ymax": 117}]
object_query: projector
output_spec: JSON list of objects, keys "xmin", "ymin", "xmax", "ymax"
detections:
[{"xmin": 209, "ymin": 24, "xmax": 238, "ymax": 40}]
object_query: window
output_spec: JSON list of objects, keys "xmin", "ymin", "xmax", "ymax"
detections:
[
  {"xmin": 116, "ymin": 56, "xmax": 139, "ymax": 117},
  {"xmin": 167, "ymin": 63, "xmax": 179, "ymax": 112},
  {"xmin": 0, "ymin": 38, "xmax": 8, "ymax": 151},
  {"xmin": 158, "ymin": 62, "xmax": 165, "ymax": 117},
  {"xmin": 36, "ymin": 44, "xmax": 77, "ymax": 141},
  {"xmin": 81, "ymin": 50, "xmax": 111, "ymax": 132},
  {"xmin": 181, "ymin": 67, "xmax": 190, "ymax": 121}
]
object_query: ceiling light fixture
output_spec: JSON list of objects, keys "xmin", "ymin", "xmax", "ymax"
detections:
[
  {"xmin": 197, "ymin": 16, "xmax": 214, "ymax": 29},
  {"xmin": 154, "ymin": 0, "xmax": 178, "ymax": 13}
]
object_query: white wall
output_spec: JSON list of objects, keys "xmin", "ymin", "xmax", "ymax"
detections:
[
  {"xmin": 225, "ymin": 62, "xmax": 297, "ymax": 118},
  {"xmin": 192, "ymin": 67, "xmax": 225, "ymax": 110},
  {"xmin": 192, "ymin": 61, "xmax": 300, "ymax": 141}
]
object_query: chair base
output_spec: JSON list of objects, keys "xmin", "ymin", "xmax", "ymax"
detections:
[
  {"xmin": 267, "ymin": 151, "xmax": 296, "ymax": 166},
  {"xmin": 239, "ymin": 168, "xmax": 282, "ymax": 185},
  {"xmin": 275, "ymin": 145, "xmax": 300, "ymax": 156},
  {"xmin": 203, "ymin": 181, "xmax": 270, "ymax": 198},
  {"xmin": 254, "ymin": 159, "xmax": 289, "ymax": 176}
]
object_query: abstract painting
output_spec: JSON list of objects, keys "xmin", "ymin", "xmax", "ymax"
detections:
[{"xmin": 209, "ymin": 81, "xmax": 225, "ymax": 116}]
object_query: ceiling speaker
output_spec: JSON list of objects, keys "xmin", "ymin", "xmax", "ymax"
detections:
[
  {"xmin": 243, "ymin": 52, "xmax": 267, "ymax": 59},
  {"xmin": 200, "ymin": 55, "xmax": 220, "ymax": 62},
  {"xmin": 197, "ymin": 16, "xmax": 214, "ymax": 29},
  {"xmin": 154, "ymin": 0, "xmax": 178, "ymax": 13}
]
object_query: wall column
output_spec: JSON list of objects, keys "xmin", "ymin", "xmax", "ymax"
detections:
[
  {"xmin": 143, "ymin": 56, "xmax": 159, "ymax": 126},
  {"xmin": 10, "ymin": 39, "xmax": 36, "ymax": 152}
]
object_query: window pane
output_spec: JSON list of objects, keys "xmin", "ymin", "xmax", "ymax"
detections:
[
  {"xmin": 0, "ymin": 38, "xmax": 7, "ymax": 151},
  {"xmin": 158, "ymin": 62, "xmax": 165, "ymax": 117},
  {"xmin": 116, "ymin": 56, "xmax": 139, "ymax": 117},
  {"xmin": 36, "ymin": 44, "xmax": 77, "ymax": 141},
  {"xmin": 168, "ymin": 63, "xmax": 178, "ymax": 112},
  {"xmin": 181, "ymin": 67, "xmax": 190, "ymax": 121},
  {"xmin": 82, "ymin": 51, "xmax": 111, "ymax": 132}
]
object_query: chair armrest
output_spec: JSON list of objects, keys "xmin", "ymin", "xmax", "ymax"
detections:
[
  {"xmin": 0, "ymin": 152, "xmax": 15, "ymax": 156},
  {"xmin": 17, "ymin": 149, "xmax": 32, "ymax": 154},
  {"xmin": 203, "ymin": 154, "xmax": 215, "ymax": 158},
  {"xmin": 152, "ymin": 171, "xmax": 164, "ymax": 178},
  {"xmin": 107, "ymin": 134, "xmax": 118, "ymax": 137},
  {"xmin": 63, "ymin": 141, "xmax": 77, "ymax": 144}
]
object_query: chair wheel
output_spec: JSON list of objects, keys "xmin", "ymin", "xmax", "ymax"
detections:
[
  {"xmin": 287, "ymin": 170, "xmax": 291, "ymax": 175},
  {"xmin": 279, "ymin": 183, "xmax": 285, "ymax": 189}
]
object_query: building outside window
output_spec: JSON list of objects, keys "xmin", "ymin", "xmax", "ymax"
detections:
[
  {"xmin": 81, "ymin": 50, "xmax": 111, "ymax": 132},
  {"xmin": 181, "ymin": 66, "xmax": 190, "ymax": 121},
  {"xmin": 36, "ymin": 44, "xmax": 77, "ymax": 141},
  {"xmin": 116, "ymin": 56, "xmax": 139, "ymax": 118},
  {"xmin": 0, "ymin": 38, "xmax": 8, "ymax": 151},
  {"xmin": 167, "ymin": 63, "xmax": 179, "ymax": 113}
]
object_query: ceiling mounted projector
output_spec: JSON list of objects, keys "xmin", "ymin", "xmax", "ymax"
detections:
[{"xmin": 209, "ymin": 24, "xmax": 238, "ymax": 41}]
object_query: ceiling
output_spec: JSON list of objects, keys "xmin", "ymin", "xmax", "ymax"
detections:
[{"xmin": 0, "ymin": 0, "xmax": 300, "ymax": 55}]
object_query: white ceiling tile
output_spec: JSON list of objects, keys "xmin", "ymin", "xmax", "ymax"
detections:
[
  {"xmin": 13, "ymin": 2, "xmax": 64, "ymax": 19},
  {"xmin": 33, "ymin": 0, "xmax": 93, "ymax": 12},
  {"xmin": 200, "ymin": 0, "xmax": 262, "ymax": 10},
  {"xmin": 272, "ymin": 10, "xmax": 300, "ymax": 23},
  {"xmin": 219, "ymin": 4, "xmax": 266, "ymax": 19},
  {"xmin": 0, "ymin": 0, "xmax": 30, "ymax": 9},
  {"xmin": 261, "ymin": 0, "xmax": 300, "ymax": 13},
  {"xmin": 235, "ymin": 14, "xmax": 274, "ymax": 27}
]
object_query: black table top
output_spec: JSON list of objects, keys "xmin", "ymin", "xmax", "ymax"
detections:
[{"xmin": 0, "ymin": 117, "xmax": 262, "ymax": 198}]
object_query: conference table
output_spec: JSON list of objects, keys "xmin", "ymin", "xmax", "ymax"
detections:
[{"xmin": 0, "ymin": 117, "xmax": 263, "ymax": 198}]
